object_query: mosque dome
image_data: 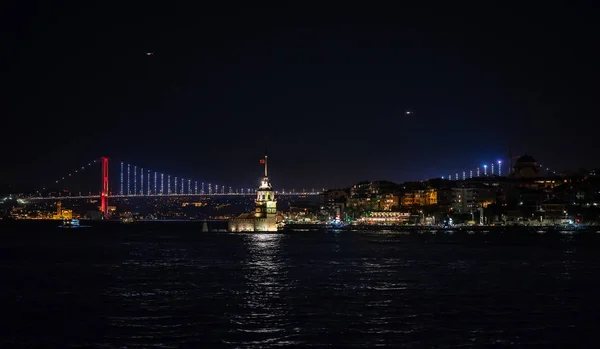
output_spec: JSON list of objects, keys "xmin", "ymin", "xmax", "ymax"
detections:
[{"xmin": 516, "ymin": 155, "xmax": 536, "ymax": 163}]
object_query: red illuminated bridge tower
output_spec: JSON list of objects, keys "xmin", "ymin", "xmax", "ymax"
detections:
[{"xmin": 100, "ymin": 156, "xmax": 109, "ymax": 218}]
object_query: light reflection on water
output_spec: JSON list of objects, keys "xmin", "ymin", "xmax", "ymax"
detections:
[
  {"xmin": 232, "ymin": 233, "xmax": 294, "ymax": 345},
  {"xmin": 3, "ymin": 228, "xmax": 600, "ymax": 348}
]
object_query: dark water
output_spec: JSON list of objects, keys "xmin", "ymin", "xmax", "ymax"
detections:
[{"xmin": 2, "ymin": 222, "xmax": 600, "ymax": 348}]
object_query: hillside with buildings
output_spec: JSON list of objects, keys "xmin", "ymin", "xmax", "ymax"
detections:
[{"xmin": 313, "ymin": 156, "xmax": 600, "ymax": 227}]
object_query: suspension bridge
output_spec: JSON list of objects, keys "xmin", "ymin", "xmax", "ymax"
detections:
[{"xmin": 25, "ymin": 157, "xmax": 321, "ymax": 218}]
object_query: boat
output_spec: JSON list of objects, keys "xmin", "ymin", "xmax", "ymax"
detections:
[{"xmin": 59, "ymin": 219, "xmax": 89, "ymax": 228}]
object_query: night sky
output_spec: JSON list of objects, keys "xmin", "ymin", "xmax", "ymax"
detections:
[{"xmin": 1, "ymin": 2, "xmax": 598, "ymax": 191}]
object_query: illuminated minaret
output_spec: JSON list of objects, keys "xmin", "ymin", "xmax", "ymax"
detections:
[
  {"xmin": 147, "ymin": 170, "xmax": 150, "ymax": 195},
  {"xmin": 470, "ymin": 170, "xmax": 473, "ymax": 179},
  {"xmin": 498, "ymin": 160, "xmax": 502, "ymax": 176},
  {"xmin": 168, "ymin": 175, "xmax": 171, "ymax": 194},
  {"xmin": 484, "ymin": 165, "xmax": 488, "ymax": 176},
  {"xmin": 462, "ymin": 171, "xmax": 466, "ymax": 180},
  {"xmin": 491, "ymin": 163, "xmax": 495, "ymax": 176},
  {"xmin": 133, "ymin": 166, "xmax": 137, "ymax": 196},
  {"xmin": 202, "ymin": 182, "xmax": 205, "ymax": 194},
  {"xmin": 194, "ymin": 181, "xmax": 198, "ymax": 194},
  {"xmin": 477, "ymin": 168, "xmax": 480, "ymax": 177},
  {"xmin": 188, "ymin": 179, "xmax": 191, "ymax": 194},
  {"xmin": 181, "ymin": 178, "xmax": 185, "ymax": 194},
  {"xmin": 174, "ymin": 177, "xmax": 178, "ymax": 194}
]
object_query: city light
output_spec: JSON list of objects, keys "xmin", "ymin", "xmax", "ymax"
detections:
[
  {"xmin": 174, "ymin": 177, "xmax": 178, "ymax": 195},
  {"xmin": 168, "ymin": 175, "xmax": 171, "ymax": 194},
  {"xmin": 498, "ymin": 160, "xmax": 502, "ymax": 176},
  {"xmin": 133, "ymin": 166, "xmax": 137, "ymax": 196},
  {"xmin": 154, "ymin": 171, "xmax": 157, "ymax": 194},
  {"xmin": 127, "ymin": 164, "xmax": 131, "ymax": 195},
  {"xmin": 141, "ymin": 168, "xmax": 144, "ymax": 195},
  {"xmin": 160, "ymin": 173, "xmax": 164, "ymax": 194},
  {"xmin": 120, "ymin": 162, "xmax": 124, "ymax": 195},
  {"xmin": 483, "ymin": 164, "xmax": 488, "ymax": 176}
]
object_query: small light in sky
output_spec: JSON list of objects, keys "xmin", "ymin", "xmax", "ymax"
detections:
[
  {"xmin": 405, "ymin": 110, "xmax": 413, "ymax": 115},
  {"xmin": 146, "ymin": 52, "xmax": 154, "ymax": 56}
]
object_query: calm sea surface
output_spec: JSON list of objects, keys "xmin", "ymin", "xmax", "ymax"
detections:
[{"xmin": 1, "ymin": 221, "xmax": 600, "ymax": 348}]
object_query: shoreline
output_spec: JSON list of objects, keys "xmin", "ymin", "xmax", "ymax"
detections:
[{"xmin": 1, "ymin": 219, "xmax": 597, "ymax": 233}]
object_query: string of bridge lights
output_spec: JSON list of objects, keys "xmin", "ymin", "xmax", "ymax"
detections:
[
  {"xmin": 41, "ymin": 158, "xmax": 101, "ymax": 191},
  {"xmin": 34, "ymin": 158, "xmax": 323, "ymax": 197},
  {"xmin": 119, "ymin": 161, "xmax": 240, "ymax": 196},
  {"xmin": 117, "ymin": 161, "xmax": 323, "ymax": 196},
  {"xmin": 442, "ymin": 160, "xmax": 559, "ymax": 181}
]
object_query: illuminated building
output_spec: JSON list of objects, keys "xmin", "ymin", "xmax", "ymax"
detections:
[
  {"xmin": 359, "ymin": 211, "xmax": 410, "ymax": 224},
  {"xmin": 53, "ymin": 201, "xmax": 73, "ymax": 220},
  {"xmin": 380, "ymin": 194, "xmax": 399, "ymax": 211},
  {"xmin": 228, "ymin": 155, "xmax": 278, "ymax": 232},
  {"xmin": 452, "ymin": 185, "xmax": 496, "ymax": 213},
  {"xmin": 350, "ymin": 181, "xmax": 398, "ymax": 199},
  {"xmin": 401, "ymin": 189, "xmax": 438, "ymax": 206}
]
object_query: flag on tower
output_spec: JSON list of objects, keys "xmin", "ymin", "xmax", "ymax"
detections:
[{"xmin": 260, "ymin": 159, "xmax": 265, "ymax": 164}]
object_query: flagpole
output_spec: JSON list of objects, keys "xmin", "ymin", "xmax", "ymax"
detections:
[{"xmin": 264, "ymin": 155, "xmax": 268, "ymax": 177}]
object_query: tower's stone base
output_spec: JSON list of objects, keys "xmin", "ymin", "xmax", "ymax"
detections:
[{"xmin": 228, "ymin": 214, "xmax": 277, "ymax": 232}]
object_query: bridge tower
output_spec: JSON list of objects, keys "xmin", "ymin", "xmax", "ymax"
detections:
[{"xmin": 100, "ymin": 157, "xmax": 109, "ymax": 218}]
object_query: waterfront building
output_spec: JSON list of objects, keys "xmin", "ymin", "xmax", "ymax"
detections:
[
  {"xmin": 359, "ymin": 211, "xmax": 411, "ymax": 224},
  {"xmin": 228, "ymin": 155, "xmax": 277, "ymax": 232},
  {"xmin": 452, "ymin": 185, "xmax": 495, "ymax": 213},
  {"xmin": 401, "ymin": 188, "xmax": 438, "ymax": 206},
  {"xmin": 321, "ymin": 189, "xmax": 349, "ymax": 220}
]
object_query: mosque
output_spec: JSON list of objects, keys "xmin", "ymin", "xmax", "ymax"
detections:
[
  {"xmin": 510, "ymin": 154, "xmax": 540, "ymax": 178},
  {"xmin": 228, "ymin": 155, "xmax": 278, "ymax": 232}
]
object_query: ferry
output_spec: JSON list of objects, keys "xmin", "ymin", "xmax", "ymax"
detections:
[{"xmin": 59, "ymin": 219, "xmax": 88, "ymax": 228}]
